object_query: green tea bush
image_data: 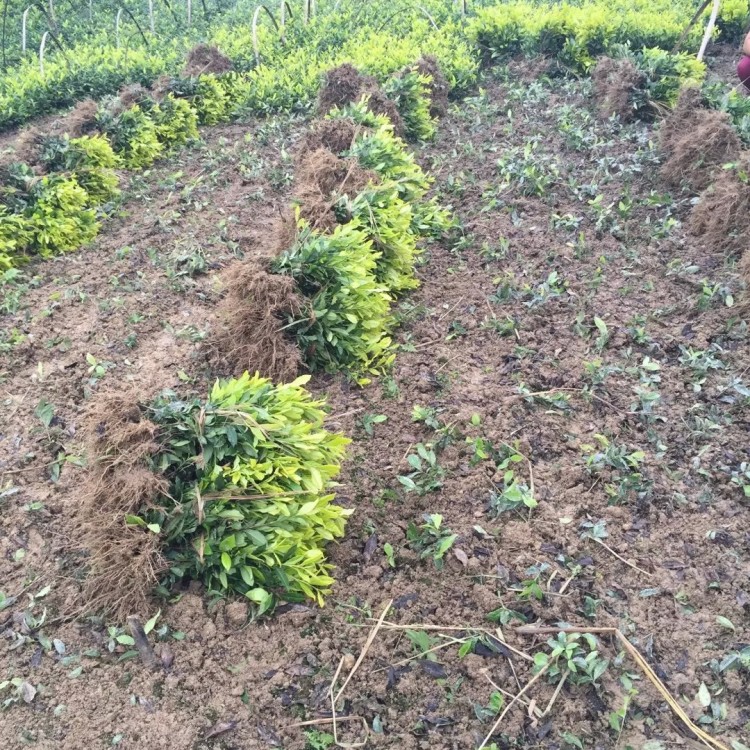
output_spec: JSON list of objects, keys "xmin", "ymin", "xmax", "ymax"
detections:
[
  {"xmin": 151, "ymin": 94, "xmax": 200, "ymax": 148},
  {"xmin": 272, "ymin": 219, "xmax": 396, "ymax": 378},
  {"xmin": 470, "ymin": 1, "xmax": 705, "ymax": 65},
  {"xmin": 337, "ymin": 102, "xmax": 454, "ymax": 238},
  {"xmin": 620, "ymin": 46, "xmax": 706, "ymax": 113},
  {"xmin": 715, "ymin": 0, "xmax": 750, "ymax": 43},
  {"xmin": 0, "ymin": 209, "xmax": 32, "ymax": 269},
  {"xmin": 384, "ymin": 71, "xmax": 437, "ymax": 141},
  {"xmin": 25, "ymin": 174, "xmax": 100, "ymax": 258},
  {"xmin": 337, "ymin": 101, "xmax": 431, "ymax": 206},
  {"xmin": 704, "ymin": 83, "xmax": 750, "ymax": 145},
  {"xmin": 191, "ymin": 74, "xmax": 235, "ymax": 125},
  {"xmin": 97, "ymin": 103, "xmax": 164, "ymax": 169},
  {"xmin": 140, "ymin": 373, "xmax": 351, "ymax": 612},
  {"xmin": 347, "ymin": 183, "xmax": 422, "ymax": 293},
  {"xmin": 38, "ymin": 133, "xmax": 120, "ymax": 206}
]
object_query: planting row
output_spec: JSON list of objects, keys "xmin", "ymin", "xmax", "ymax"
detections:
[
  {"xmin": 83, "ymin": 65, "xmax": 453, "ymax": 618},
  {"xmin": 2, "ymin": 0, "xmax": 748, "ymax": 133},
  {"xmin": 0, "ymin": 37, "xmax": 465, "ymax": 271}
]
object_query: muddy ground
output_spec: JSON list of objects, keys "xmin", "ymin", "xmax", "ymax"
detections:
[{"xmin": 1, "ymin": 56, "xmax": 749, "ymax": 750}]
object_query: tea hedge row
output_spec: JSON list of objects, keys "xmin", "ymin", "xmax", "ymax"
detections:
[
  {"xmin": 0, "ymin": 47, "xmax": 455, "ymax": 270},
  {"xmin": 4, "ymin": 0, "xmax": 747, "ymax": 133},
  {"xmin": 106, "ymin": 83, "xmax": 448, "ymax": 613}
]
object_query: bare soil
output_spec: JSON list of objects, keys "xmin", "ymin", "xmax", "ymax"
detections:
[{"xmin": 1, "ymin": 62, "xmax": 749, "ymax": 750}]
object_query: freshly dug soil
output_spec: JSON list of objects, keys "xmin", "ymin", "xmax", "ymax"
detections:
[
  {"xmin": 0, "ymin": 62, "xmax": 748, "ymax": 750},
  {"xmin": 318, "ymin": 63, "xmax": 404, "ymax": 135},
  {"xmin": 659, "ymin": 87, "xmax": 741, "ymax": 193},
  {"xmin": 592, "ymin": 57, "xmax": 644, "ymax": 122},
  {"xmin": 690, "ymin": 154, "xmax": 750, "ymax": 255},
  {"xmin": 182, "ymin": 44, "xmax": 234, "ymax": 78}
]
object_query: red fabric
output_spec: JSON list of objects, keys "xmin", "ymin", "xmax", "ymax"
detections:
[{"xmin": 738, "ymin": 55, "xmax": 750, "ymax": 91}]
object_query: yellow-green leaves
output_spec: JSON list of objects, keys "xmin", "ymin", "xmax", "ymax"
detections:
[{"xmin": 143, "ymin": 373, "xmax": 351, "ymax": 613}]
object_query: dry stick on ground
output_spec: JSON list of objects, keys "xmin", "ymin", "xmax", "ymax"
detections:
[
  {"xmin": 290, "ymin": 603, "xmax": 392, "ymax": 747},
  {"xmin": 364, "ymin": 620, "xmax": 534, "ymax": 663},
  {"xmin": 479, "ymin": 661, "xmax": 551, "ymax": 749},
  {"xmin": 515, "ymin": 625, "xmax": 732, "ymax": 750},
  {"xmin": 588, "ymin": 535, "xmax": 653, "ymax": 578},
  {"xmin": 370, "ymin": 634, "xmax": 468, "ymax": 673},
  {"xmin": 483, "ymin": 672, "xmax": 542, "ymax": 717},
  {"xmin": 334, "ymin": 599, "xmax": 392, "ymax": 704}
]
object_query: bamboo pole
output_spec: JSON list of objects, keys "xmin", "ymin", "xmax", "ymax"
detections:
[{"xmin": 698, "ymin": 0, "xmax": 721, "ymax": 61}]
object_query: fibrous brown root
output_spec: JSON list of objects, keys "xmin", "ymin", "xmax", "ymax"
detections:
[
  {"xmin": 660, "ymin": 87, "xmax": 741, "ymax": 194},
  {"xmin": 78, "ymin": 389, "xmax": 169, "ymax": 621},
  {"xmin": 214, "ymin": 260, "xmax": 303, "ymax": 382},
  {"xmin": 689, "ymin": 154, "xmax": 750, "ymax": 259},
  {"xmin": 8, "ymin": 99, "xmax": 100, "ymax": 170},
  {"xmin": 317, "ymin": 63, "xmax": 404, "ymax": 136},
  {"xmin": 301, "ymin": 117, "xmax": 361, "ymax": 156},
  {"xmin": 591, "ymin": 57, "xmax": 645, "ymax": 122},
  {"xmin": 117, "ymin": 83, "xmax": 152, "ymax": 112},
  {"xmin": 292, "ymin": 147, "xmax": 377, "ymax": 231},
  {"xmin": 413, "ymin": 56, "xmax": 450, "ymax": 117},
  {"xmin": 182, "ymin": 43, "xmax": 234, "ymax": 78}
]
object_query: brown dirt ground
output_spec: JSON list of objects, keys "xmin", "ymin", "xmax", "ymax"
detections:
[{"xmin": 1, "ymin": 60, "xmax": 749, "ymax": 750}]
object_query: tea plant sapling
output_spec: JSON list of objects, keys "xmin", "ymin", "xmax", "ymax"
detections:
[
  {"xmin": 137, "ymin": 373, "xmax": 351, "ymax": 614},
  {"xmin": 399, "ymin": 443, "xmax": 445, "ymax": 495},
  {"xmin": 406, "ymin": 514, "xmax": 457, "ymax": 569},
  {"xmin": 534, "ymin": 632, "xmax": 609, "ymax": 687}
]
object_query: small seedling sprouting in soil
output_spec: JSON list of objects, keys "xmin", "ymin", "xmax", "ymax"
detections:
[
  {"xmin": 581, "ymin": 435, "xmax": 648, "ymax": 504},
  {"xmin": 405, "ymin": 629, "xmax": 440, "ymax": 660},
  {"xmin": 304, "ymin": 729, "xmax": 335, "ymax": 750},
  {"xmin": 381, "ymin": 376, "xmax": 399, "ymax": 399},
  {"xmin": 517, "ymin": 383, "xmax": 571, "ymax": 412},
  {"xmin": 696, "ymin": 280, "xmax": 734, "ymax": 311},
  {"xmin": 481, "ymin": 313, "xmax": 518, "ymax": 338},
  {"xmin": 399, "ymin": 444, "xmax": 444, "ymax": 495},
  {"xmin": 474, "ymin": 690, "xmax": 504, "ymax": 722},
  {"xmin": 678, "ymin": 345, "xmax": 726, "ymax": 392},
  {"xmin": 85, "ymin": 353, "xmax": 108, "ymax": 381},
  {"xmin": 533, "ymin": 632, "xmax": 609, "ymax": 688},
  {"xmin": 488, "ymin": 469, "xmax": 536, "ymax": 517},
  {"xmin": 360, "ymin": 412, "xmax": 387, "ymax": 437},
  {"xmin": 383, "ymin": 543, "xmax": 396, "ymax": 568},
  {"xmin": 406, "ymin": 513, "xmax": 457, "ymax": 569}
]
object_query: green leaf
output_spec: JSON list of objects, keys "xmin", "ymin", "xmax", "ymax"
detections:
[
  {"xmin": 697, "ymin": 682, "xmax": 711, "ymax": 708},
  {"xmin": 716, "ymin": 615, "xmax": 735, "ymax": 632},
  {"xmin": 221, "ymin": 552, "xmax": 232, "ymax": 571},
  {"xmin": 143, "ymin": 610, "xmax": 161, "ymax": 635},
  {"xmin": 34, "ymin": 400, "xmax": 54, "ymax": 427}
]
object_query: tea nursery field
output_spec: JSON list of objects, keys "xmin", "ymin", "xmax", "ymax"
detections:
[{"xmin": 0, "ymin": 1, "xmax": 749, "ymax": 749}]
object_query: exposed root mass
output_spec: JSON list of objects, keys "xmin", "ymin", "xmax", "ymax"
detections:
[
  {"xmin": 78, "ymin": 391, "xmax": 168, "ymax": 620},
  {"xmin": 659, "ymin": 87, "xmax": 740, "ymax": 193},
  {"xmin": 214, "ymin": 261, "xmax": 303, "ymax": 382},
  {"xmin": 592, "ymin": 57, "xmax": 644, "ymax": 122}
]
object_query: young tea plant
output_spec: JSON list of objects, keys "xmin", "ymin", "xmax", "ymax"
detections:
[
  {"xmin": 398, "ymin": 443, "xmax": 445, "ymax": 495},
  {"xmin": 534, "ymin": 632, "xmax": 609, "ymax": 688},
  {"xmin": 406, "ymin": 514, "xmax": 457, "ymax": 569},
  {"xmin": 581, "ymin": 435, "xmax": 649, "ymax": 505}
]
